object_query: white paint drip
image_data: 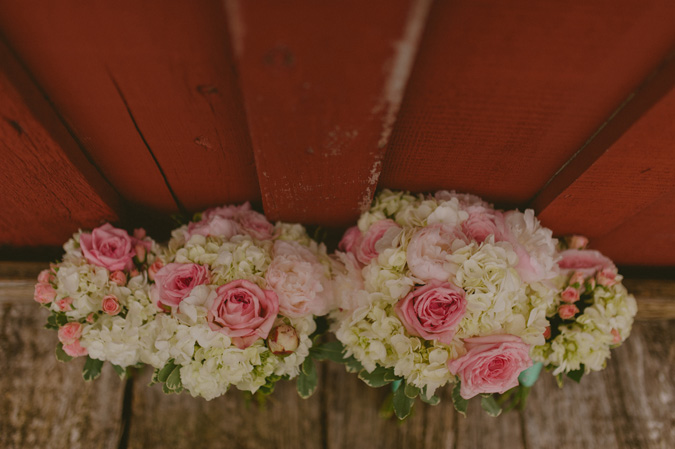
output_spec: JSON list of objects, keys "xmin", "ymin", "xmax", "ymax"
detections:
[
  {"xmin": 375, "ymin": 0, "xmax": 433, "ymax": 149},
  {"xmin": 223, "ymin": 0, "xmax": 245, "ymax": 58}
]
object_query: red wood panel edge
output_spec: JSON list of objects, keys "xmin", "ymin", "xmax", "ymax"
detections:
[
  {"xmin": 0, "ymin": 33, "xmax": 126, "ymax": 219},
  {"xmin": 529, "ymin": 46, "xmax": 675, "ymax": 213}
]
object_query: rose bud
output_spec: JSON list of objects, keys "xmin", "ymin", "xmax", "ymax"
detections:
[
  {"xmin": 56, "ymin": 297, "xmax": 73, "ymax": 311},
  {"xmin": 558, "ymin": 304, "xmax": 580, "ymax": 320},
  {"xmin": 58, "ymin": 322, "xmax": 83, "ymax": 345},
  {"xmin": 134, "ymin": 244, "xmax": 147, "ymax": 264},
  {"xmin": 566, "ymin": 235, "xmax": 589, "ymax": 250},
  {"xmin": 586, "ymin": 277, "xmax": 596, "ymax": 291},
  {"xmin": 133, "ymin": 228, "xmax": 147, "ymax": 240},
  {"xmin": 101, "ymin": 295, "xmax": 122, "ymax": 316},
  {"xmin": 267, "ymin": 324, "xmax": 300, "ymax": 355},
  {"xmin": 86, "ymin": 313, "xmax": 96, "ymax": 323},
  {"xmin": 596, "ymin": 269, "xmax": 618, "ymax": 287},
  {"xmin": 63, "ymin": 340, "xmax": 88, "ymax": 358},
  {"xmin": 610, "ymin": 328, "xmax": 621, "ymax": 344},
  {"xmin": 37, "ymin": 269, "xmax": 54, "ymax": 284},
  {"xmin": 148, "ymin": 260, "xmax": 164, "ymax": 281},
  {"xmin": 543, "ymin": 326, "xmax": 551, "ymax": 340},
  {"xmin": 569, "ymin": 271, "xmax": 585, "ymax": 287},
  {"xmin": 109, "ymin": 270, "xmax": 127, "ymax": 286},
  {"xmin": 129, "ymin": 268, "xmax": 140, "ymax": 278},
  {"xmin": 561, "ymin": 286, "xmax": 580, "ymax": 303},
  {"xmin": 34, "ymin": 283, "xmax": 56, "ymax": 304}
]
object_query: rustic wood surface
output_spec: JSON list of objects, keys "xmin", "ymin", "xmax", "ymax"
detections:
[{"xmin": 1, "ymin": 266, "xmax": 673, "ymax": 449}]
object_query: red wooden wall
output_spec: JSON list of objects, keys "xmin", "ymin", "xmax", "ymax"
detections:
[{"xmin": 1, "ymin": 0, "xmax": 674, "ymax": 265}]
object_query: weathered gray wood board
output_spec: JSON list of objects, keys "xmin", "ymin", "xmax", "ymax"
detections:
[{"xmin": 1, "ymin": 264, "xmax": 673, "ymax": 449}]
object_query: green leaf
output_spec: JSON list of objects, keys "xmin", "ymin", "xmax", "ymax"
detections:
[
  {"xmin": 393, "ymin": 382, "xmax": 415, "ymax": 419},
  {"xmin": 55, "ymin": 313, "xmax": 69, "ymax": 326},
  {"xmin": 480, "ymin": 395, "xmax": 502, "ymax": 417},
  {"xmin": 82, "ymin": 357, "xmax": 104, "ymax": 381},
  {"xmin": 358, "ymin": 366, "xmax": 395, "ymax": 388},
  {"xmin": 165, "ymin": 365, "xmax": 182, "ymax": 390},
  {"xmin": 420, "ymin": 390, "xmax": 440, "ymax": 406},
  {"xmin": 404, "ymin": 382, "xmax": 420, "ymax": 399},
  {"xmin": 452, "ymin": 382, "xmax": 468, "ymax": 417},
  {"xmin": 111, "ymin": 364, "xmax": 127, "ymax": 379},
  {"xmin": 157, "ymin": 360, "xmax": 176, "ymax": 383},
  {"xmin": 555, "ymin": 373, "xmax": 565, "ymax": 388},
  {"xmin": 344, "ymin": 356, "xmax": 364, "ymax": 373},
  {"xmin": 309, "ymin": 341, "xmax": 346, "ymax": 363},
  {"xmin": 566, "ymin": 366, "xmax": 585, "ymax": 383},
  {"xmin": 55, "ymin": 343, "xmax": 73, "ymax": 362},
  {"xmin": 296, "ymin": 358, "xmax": 318, "ymax": 399}
]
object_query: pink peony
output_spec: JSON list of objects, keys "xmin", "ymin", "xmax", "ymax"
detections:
[
  {"xmin": 355, "ymin": 219, "xmax": 401, "ymax": 265},
  {"xmin": 58, "ymin": 322, "xmax": 83, "ymax": 345},
  {"xmin": 109, "ymin": 270, "xmax": 127, "ymax": 286},
  {"xmin": 265, "ymin": 240, "xmax": 330, "ymax": 318},
  {"xmin": 395, "ymin": 281, "xmax": 466, "ymax": 345},
  {"xmin": 63, "ymin": 340, "xmax": 88, "ymax": 357},
  {"xmin": 558, "ymin": 304, "xmax": 579, "ymax": 319},
  {"xmin": 207, "ymin": 279, "xmax": 279, "ymax": 349},
  {"xmin": 406, "ymin": 224, "xmax": 468, "ymax": 281},
  {"xmin": 461, "ymin": 206, "xmax": 505, "ymax": 243},
  {"xmin": 102, "ymin": 295, "xmax": 122, "ymax": 315},
  {"xmin": 151, "ymin": 263, "xmax": 211, "ymax": 310},
  {"xmin": 186, "ymin": 215, "xmax": 239, "ymax": 240},
  {"xmin": 558, "ymin": 249, "xmax": 615, "ymax": 276},
  {"xmin": 238, "ymin": 209, "xmax": 275, "ymax": 240},
  {"xmin": 34, "ymin": 283, "xmax": 56, "ymax": 304},
  {"xmin": 447, "ymin": 335, "xmax": 532, "ymax": 399},
  {"xmin": 560, "ymin": 286, "xmax": 580, "ymax": 303},
  {"xmin": 338, "ymin": 226, "xmax": 362, "ymax": 254},
  {"xmin": 79, "ymin": 224, "xmax": 135, "ymax": 271}
]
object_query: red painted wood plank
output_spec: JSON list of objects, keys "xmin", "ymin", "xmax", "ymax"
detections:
[
  {"xmin": 379, "ymin": 0, "xmax": 675, "ymax": 206},
  {"xmin": 226, "ymin": 0, "xmax": 431, "ymax": 226},
  {"xmin": 0, "ymin": 0, "xmax": 259, "ymax": 214},
  {"xmin": 0, "ymin": 39, "xmax": 119, "ymax": 247},
  {"xmin": 537, "ymin": 75, "xmax": 675, "ymax": 265}
]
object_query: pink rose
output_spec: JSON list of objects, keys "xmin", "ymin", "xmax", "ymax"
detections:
[
  {"xmin": 109, "ymin": 270, "xmax": 127, "ymax": 286},
  {"xmin": 268, "ymin": 324, "xmax": 300, "ymax": 355},
  {"xmin": 134, "ymin": 244, "xmax": 147, "ymax": 264},
  {"xmin": 395, "ymin": 281, "xmax": 466, "ymax": 345},
  {"xmin": 560, "ymin": 287, "xmax": 580, "ymax": 303},
  {"xmin": 86, "ymin": 313, "xmax": 95, "ymax": 323},
  {"xmin": 568, "ymin": 271, "xmax": 585, "ymax": 287},
  {"xmin": 406, "ymin": 224, "xmax": 468, "ymax": 281},
  {"xmin": 566, "ymin": 235, "xmax": 589, "ymax": 250},
  {"xmin": 596, "ymin": 268, "xmax": 618, "ymax": 287},
  {"xmin": 34, "ymin": 283, "xmax": 56, "ymax": 304},
  {"xmin": 37, "ymin": 269, "xmax": 54, "ymax": 284},
  {"xmin": 56, "ymin": 297, "xmax": 73, "ymax": 311},
  {"xmin": 355, "ymin": 219, "xmax": 401, "ymax": 265},
  {"xmin": 558, "ymin": 249, "xmax": 615, "ymax": 276},
  {"xmin": 58, "ymin": 322, "xmax": 83, "ymax": 345},
  {"xmin": 265, "ymin": 240, "xmax": 330, "ymax": 318},
  {"xmin": 186, "ymin": 216, "xmax": 240, "ymax": 240},
  {"xmin": 238, "ymin": 209, "xmax": 275, "ymax": 240},
  {"xmin": 102, "ymin": 295, "xmax": 122, "ymax": 315},
  {"xmin": 79, "ymin": 223, "xmax": 135, "ymax": 271},
  {"xmin": 543, "ymin": 326, "xmax": 551, "ymax": 340},
  {"xmin": 202, "ymin": 203, "xmax": 247, "ymax": 221},
  {"xmin": 558, "ymin": 304, "xmax": 579, "ymax": 319},
  {"xmin": 611, "ymin": 328, "xmax": 621, "ymax": 344},
  {"xmin": 151, "ymin": 263, "xmax": 211, "ymax": 310},
  {"xmin": 338, "ymin": 226, "xmax": 362, "ymax": 254},
  {"xmin": 148, "ymin": 260, "xmax": 164, "ymax": 281},
  {"xmin": 447, "ymin": 335, "xmax": 532, "ymax": 399},
  {"xmin": 461, "ymin": 206, "xmax": 505, "ymax": 243},
  {"xmin": 63, "ymin": 340, "xmax": 88, "ymax": 357},
  {"xmin": 207, "ymin": 279, "xmax": 279, "ymax": 349}
]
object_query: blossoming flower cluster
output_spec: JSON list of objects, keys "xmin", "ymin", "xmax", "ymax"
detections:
[
  {"xmin": 531, "ymin": 236, "xmax": 637, "ymax": 380},
  {"xmin": 330, "ymin": 189, "xmax": 561, "ymax": 417},
  {"xmin": 34, "ymin": 224, "xmax": 161, "ymax": 374}
]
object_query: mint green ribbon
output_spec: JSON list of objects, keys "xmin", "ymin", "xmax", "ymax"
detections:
[
  {"xmin": 391, "ymin": 379, "xmax": 402, "ymax": 392},
  {"xmin": 518, "ymin": 362, "xmax": 543, "ymax": 387}
]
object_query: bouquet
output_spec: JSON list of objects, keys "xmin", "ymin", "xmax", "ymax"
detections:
[
  {"xmin": 329, "ymin": 190, "xmax": 560, "ymax": 418},
  {"xmin": 531, "ymin": 236, "xmax": 637, "ymax": 383},
  {"xmin": 143, "ymin": 203, "xmax": 334, "ymax": 400},
  {"xmin": 34, "ymin": 224, "xmax": 160, "ymax": 379}
]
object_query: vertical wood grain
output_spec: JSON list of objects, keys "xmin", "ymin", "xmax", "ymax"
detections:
[
  {"xmin": 0, "ymin": 0, "xmax": 259, "ymax": 214},
  {"xmin": 379, "ymin": 0, "xmax": 675, "ymax": 206},
  {"xmin": 227, "ymin": 0, "xmax": 431, "ymax": 226},
  {"xmin": 0, "ymin": 38, "xmax": 119, "ymax": 247}
]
